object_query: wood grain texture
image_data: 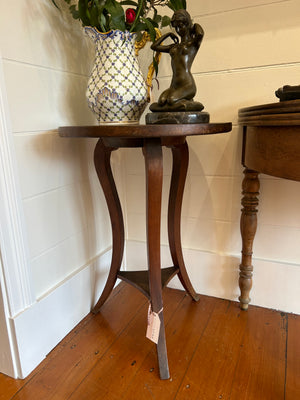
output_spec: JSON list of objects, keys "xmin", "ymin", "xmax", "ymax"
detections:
[
  {"xmin": 58, "ymin": 123, "xmax": 232, "ymax": 139},
  {"xmin": 238, "ymin": 99, "xmax": 300, "ymax": 125},
  {"xmin": 122, "ymin": 294, "xmax": 216, "ymax": 400},
  {"xmin": 10, "ymin": 284, "xmax": 145, "ymax": 400},
  {"xmin": 117, "ymin": 267, "xmax": 179, "ymax": 299},
  {"xmin": 0, "ymin": 376, "xmax": 24, "ymax": 400},
  {"xmin": 143, "ymin": 138, "xmax": 169, "ymax": 379},
  {"xmin": 176, "ymin": 300, "xmax": 249, "ymax": 400},
  {"xmin": 92, "ymin": 139, "xmax": 125, "ymax": 313},
  {"xmin": 168, "ymin": 140, "xmax": 199, "ymax": 301},
  {"xmin": 69, "ymin": 124, "xmax": 232, "ymax": 378},
  {"xmin": 229, "ymin": 308, "xmax": 287, "ymax": 400},
  {"xmin": 286, "ymin": 313, "xmax": 300, "ymax": 400},
  {"xmin": 239, "ymin": 168, "xmax": 260, "ymax": 310},
  {"xmin": 239, "ymin": 100, "xmax": 300, "ymax": 310},
  {"xmin": 66, "ymin": 287, "xmax": 185, "ymax": 399},
  {"xmin": 239, "ymin": 99, "xmax": 300, "ymax": 113},
  {"xmin": 0, "ymin": 283, "xmax": 298, "ymax": 400},
  {"xmin": 242, "ymin": 126, "xmax": 300, "ymax": 181}
]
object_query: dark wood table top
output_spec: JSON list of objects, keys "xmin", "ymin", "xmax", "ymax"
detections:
[{"xmin": 59, "ymin": 123, "xmax": 232, "ymax": 139}]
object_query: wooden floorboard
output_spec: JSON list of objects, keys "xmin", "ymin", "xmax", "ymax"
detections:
[
  {"xmin": 67, "ymin": 287, "xmax": 186, "ymax": 400},
  {"xmin": 175, "ymin": 299, "xmax": 249, "ymax": 400},
  {"xmin": 228, "ymin": 307, "xmax": 287, "ymax": 400},
  {"xmin": 286, "ymin": 313, "xmax": 300, "ymax": 399},
  {"xmin": 5, "ymin": 284, "xmax": 147, "ymax": 400},
  {"xmin": 0, "ymin": 282, "xmax": 299, "ymax": 400},
  {"xmin": 122, "ymin": 293, "xmax": 216, "ymax": 400}
]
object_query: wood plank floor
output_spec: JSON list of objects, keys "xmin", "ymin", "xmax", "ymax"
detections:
[{"xmin": 0, "ymin": 282, "xmax": 299, "ymax": 400}]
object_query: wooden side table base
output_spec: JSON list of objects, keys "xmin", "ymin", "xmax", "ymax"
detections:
[
  {"xmin": 58, "ymin": 122, "xmax": 232, "ymax": 378},
  {"xmin": 92, "ymin": 137, "xmax": 199, "ymax": 379}
]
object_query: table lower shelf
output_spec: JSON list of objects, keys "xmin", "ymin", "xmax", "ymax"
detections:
[{"xmin": 117, "ymin": 266, "xmax": 179, "ymax": 299}]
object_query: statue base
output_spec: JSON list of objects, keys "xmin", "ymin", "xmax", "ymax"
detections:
[
  {"xmin": 146, "ymin": 111, "xmax": 210, "ymax": 125},
  {"xmin": 149, "ymin": 99, "xmax": 204, "ymax": 113}
]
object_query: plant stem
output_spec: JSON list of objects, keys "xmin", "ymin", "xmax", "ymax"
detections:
[{"xmin": 129, "ymin": 0, "xmax": 146, "ymax": 32}]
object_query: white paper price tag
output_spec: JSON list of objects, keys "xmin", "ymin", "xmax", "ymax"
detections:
[{"xmin": 146, "ymin": 304, "xmax": 162, "ymax": 344}]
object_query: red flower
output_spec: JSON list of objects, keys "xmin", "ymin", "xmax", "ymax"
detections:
[{"xmin": 126, "ymin": 8, "xmax": 136, "ymax": 24}]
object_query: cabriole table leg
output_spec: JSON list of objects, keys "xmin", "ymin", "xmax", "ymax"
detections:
[
  {"xmin": 92, "ymin": 138, "xmax": 125, "ymax": 314},
  {"xmin": 168, "ymin": 139, "xmax": 200, "ymax": 302}
]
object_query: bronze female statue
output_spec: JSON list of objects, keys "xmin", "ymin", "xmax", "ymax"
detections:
[{"xmin": 150, "ymin": 9, "xmax": 204, "ymax": 112}]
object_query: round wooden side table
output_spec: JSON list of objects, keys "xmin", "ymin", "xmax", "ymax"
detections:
[{"xmin": 59, "ymin": 123, "xmax": 232, "ymax": 379}]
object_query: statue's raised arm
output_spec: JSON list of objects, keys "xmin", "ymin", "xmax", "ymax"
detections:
[
  {"xmin": 151, "ymin": 32, "xmax": 179, "ymax": 53},
  {"xmin": 191, "ymin": 23, "xmax": 204, "ymax": 47}
]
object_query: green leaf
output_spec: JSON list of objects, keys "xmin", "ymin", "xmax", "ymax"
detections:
[
  {"xmin": 120, "ymin": 0, "xmax": 139, "ymax": 7},
  {"xmin": 146, "ymin": 17, "xmax": 158, "ymax": 29},
  {"xmin": 152, "ymin": 8, "xmax": 161, "ymax": 24},
  {"xmin": 105, "ymin": 0, "xmax": 126, "ymax": 31},
  {"xmin": 167, "ymin": 0, "xmax": 186, "ymax": 11},
  {"xmin": 161, "ymin": 15, "xmax": 171, "ymax": 27},
  {"xmin": 78, "ymin": 0, "xmax": 91, "ymax": 25},
  {"xmin": 94, "ymin": 0, "xmax": 106, "ymax": 6},
  {"xmin": 136, "ymin": 31, "xmax": 143, "ymax": 42},
  {"xmin": 133, "ymin": 21, "xmax": 147, "ymax": 32},
  {"xmin": 141, "ymin": 16, "xmax": 156, "ymax": 42},
  {"xmin": 89, "ymin": 4, "xmax": 100, "ymax": 27},
  {"xmin": 99, "ymin": 13, "xmax": 107, "ymax": 31},
  {"xmin": 153, "ymin": 56, "xmax": 159, "ymax": 77}
]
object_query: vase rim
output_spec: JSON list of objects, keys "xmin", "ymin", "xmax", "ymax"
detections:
[{"xmin": 84, "ymin": 26, "xmax": 137, "ymax": 39}]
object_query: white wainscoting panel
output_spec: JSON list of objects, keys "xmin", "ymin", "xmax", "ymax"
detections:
[{"xmin": 126, "ymin": 240, "xmax": 300, "ymax": 315}]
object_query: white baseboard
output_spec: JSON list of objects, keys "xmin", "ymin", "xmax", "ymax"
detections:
[
  {"xmin": 0, "ymin": 277, "xmax": 18, "ymax": 378},
  {"xmin": 126, "ymin": 240, "xmax": 300, "ymax": 315},
  {"xmin": 9, "ymin": 248, "xmax": 112, "ymax": 379}
]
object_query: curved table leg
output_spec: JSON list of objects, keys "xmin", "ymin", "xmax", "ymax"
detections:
[
  {"xmin": 92, "ymin": 139, "xmax": 125, "ymax": 314},
  {"xmin": 143, "ymin": 138, "xmax": 169, "ymax": 380},
  {"xmin": 239, "ymin": 168, "xmax": 260, "ymax": 310},
  {"xmin": 168, "ymin": 140, "xmax": 200, "ymax": 302}
]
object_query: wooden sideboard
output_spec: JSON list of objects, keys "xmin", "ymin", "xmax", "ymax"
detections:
[{"xmin": 238, "ymin": 100, "xmax": 300, "ymax": 310}]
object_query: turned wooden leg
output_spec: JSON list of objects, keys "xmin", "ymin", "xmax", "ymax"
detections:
[
  {"xmin": 92, "ymin": 139, "xmax": 124, "ymax": 314},
  {"xmin": 143, "ymin": 138, "xmax": 169, "ymax": 380},
  {"xmin": 239, "ymin": 168, "xmax": 260, "ymax": 310},
  {"xmin": 168, "ymin": 140, "xmax": 200, "ymax": 301}
]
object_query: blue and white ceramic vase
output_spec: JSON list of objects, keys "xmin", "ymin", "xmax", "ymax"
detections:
[{"xmin": 85, "ymin": 27, "xmax": 148, "ymax": 124}]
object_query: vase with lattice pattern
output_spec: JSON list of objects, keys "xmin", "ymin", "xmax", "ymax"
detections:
[{"xmin": 85, "ymin": 27, "xmax": 149, "ymax": 124}]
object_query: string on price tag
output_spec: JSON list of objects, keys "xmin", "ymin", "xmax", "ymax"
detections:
[{"xmin": 146, "ymin": 303, "xmax": 163, "ymax": 344}]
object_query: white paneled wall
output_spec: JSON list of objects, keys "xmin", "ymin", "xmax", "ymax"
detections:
[
  {"xmin": 125, "ymin": 0, "xmax": 300, "ymax": 314},
  {"xmin": 0, "ymin": 0, "xmax": 113, "ymax": 377}
]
